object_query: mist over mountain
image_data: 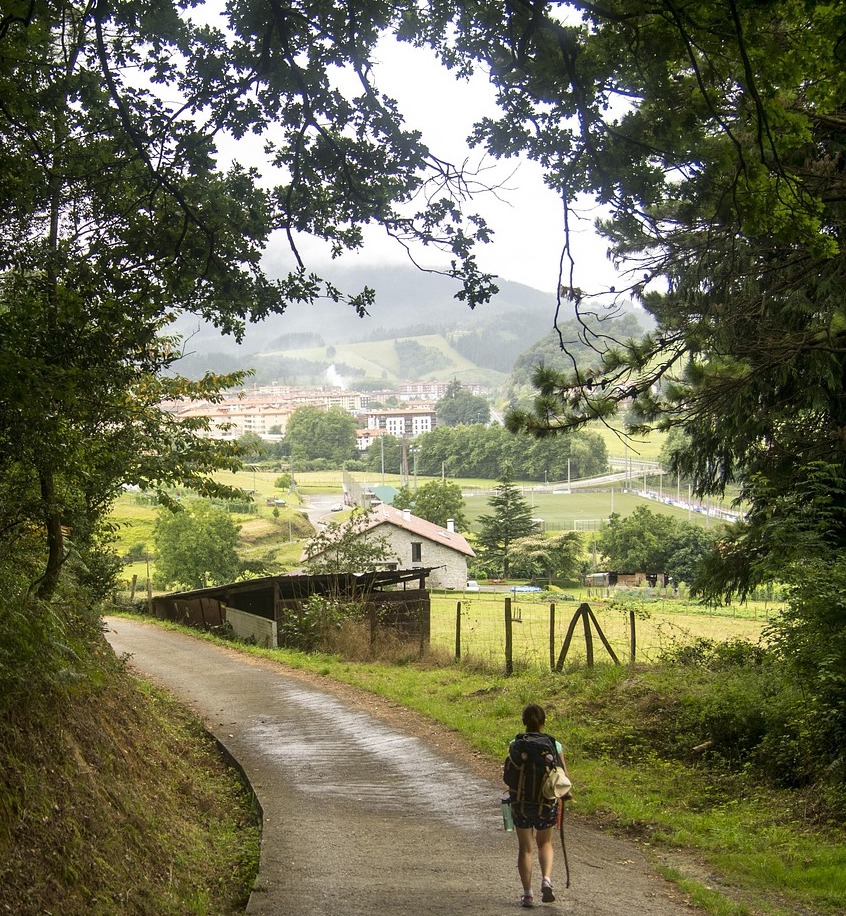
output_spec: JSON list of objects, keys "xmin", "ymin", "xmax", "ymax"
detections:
[
  {"xmin": 174, "ymin": 263, "xmax": 565, "ymax": 359},
  {"xmin": 172, "ymin": 261, "xmax": 650, "ymax": 388}
]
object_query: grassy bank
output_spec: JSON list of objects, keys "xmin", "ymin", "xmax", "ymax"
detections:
[
  {"xmin": 0, "ymin": 653, "xmax": 260, "ymax": 914},
  {"xmin": 141, "ymin": 616, "xmax": 845, "ymax": 916}
]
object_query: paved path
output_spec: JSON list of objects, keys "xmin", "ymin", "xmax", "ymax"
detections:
[{"xmin": 104, "ymin": 617, "xmax": 701, "ymax": 915}]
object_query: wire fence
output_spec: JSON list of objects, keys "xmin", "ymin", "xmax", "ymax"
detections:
[{"xmin": 429, "ymin": 594, "xmax": 773, "ymax": 671}]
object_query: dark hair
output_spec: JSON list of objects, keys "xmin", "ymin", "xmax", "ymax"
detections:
[{"xmin": 522, "ymin": 703, "xmax": 546, "ymax": 732}]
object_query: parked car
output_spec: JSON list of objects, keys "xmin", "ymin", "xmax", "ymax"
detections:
[
  {"xmin": 330, "ymin": 503, "xmax": 344, "ymax": 512},
  {"xmin": 465, "ymin": 580, "xmax": 480, "ymax": 591}
]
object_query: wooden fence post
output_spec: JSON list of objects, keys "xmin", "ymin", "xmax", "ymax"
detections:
[
  {"xmin": 556, "ymin": 602, "xmax": 621, "ymax": 670},
  {"xmin": 582, "ymin": 603, "xmax": 594, "ymax": 667},
  {"xmin": 555, "ymin": 604, "xmax": 586, "ymax": 671},
  {"xmin": 549, "ymin": 603, "xmax": 556, "ymax": 671},
  {"xmin": 584, "ymin": 604, "xmax": 620, "ymax": 664},
  {"xmin": 629, "ymin": 609, "xmax": 636, "ymax": 664},
  {"xmin": 504, "ymin": 597, "xmax": 513, "ymax": 676},
  {"xmin": 455, "ymin": 601, "xmax": 462, "ymax": 660}
]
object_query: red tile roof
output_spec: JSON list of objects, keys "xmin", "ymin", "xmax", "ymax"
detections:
[{"xmin": 361, "ymin": 504, "xmax": 475, "ymax": 557}]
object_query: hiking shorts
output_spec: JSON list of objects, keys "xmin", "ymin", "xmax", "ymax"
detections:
[{"xmin": 511, "ymin": 800, "xmax": 558, "ymax": 831}]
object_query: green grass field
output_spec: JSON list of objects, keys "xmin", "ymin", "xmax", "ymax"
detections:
[
  {"xmin": 463, "ymin": 487, "xmax": 732, "ymax": 531},
  {"xmin": 589, "ymin": 419, "xmax": 667, "ymax": 461},
  {"xmin": 430, "ymin": 591, "xmax": 771, "ymax": 669}
]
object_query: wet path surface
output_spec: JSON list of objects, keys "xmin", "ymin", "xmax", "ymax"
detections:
[{"xmin": 104, "ymin": 617, "xmax": 701, "ymax": 915}]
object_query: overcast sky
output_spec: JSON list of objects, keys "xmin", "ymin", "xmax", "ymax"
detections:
[
  {"xmin": 367, "ymin": 38, "xmax": 620, "ymax": 295},
  {"xmin": 216, "ymin": 31, "xmax": 619, "ymax": 297}
]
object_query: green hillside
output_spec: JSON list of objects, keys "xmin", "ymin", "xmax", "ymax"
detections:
[{"xmin": 252, "ymin": 333, "xmax": 508, "ymax": 387}]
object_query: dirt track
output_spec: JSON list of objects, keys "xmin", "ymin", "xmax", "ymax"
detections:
[{"xmin": 104, "ymin": 617, "xmax": 704, "ymax": 915}]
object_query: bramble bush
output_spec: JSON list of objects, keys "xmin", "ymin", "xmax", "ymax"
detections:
[{"xmin": 277, "ymin": 595, "xmax": 357, "ymax": 652}]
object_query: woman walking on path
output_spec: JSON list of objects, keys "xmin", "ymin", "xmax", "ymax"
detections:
[{"xmin": 503, "ymin": 703, "xmax": 569, "ymax": 908}]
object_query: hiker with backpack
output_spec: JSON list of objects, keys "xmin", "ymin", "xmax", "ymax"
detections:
[{"xmin": 502, "ymin": 703, "xmax": 571, "ymax": 907}]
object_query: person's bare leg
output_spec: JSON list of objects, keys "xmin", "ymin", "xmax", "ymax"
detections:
[
  {"xmin": 537, "ymin": 827, "xmax": 555, "ymax": 900},
  {"xmin": 536, "ymin": 827, "xmax": 554, "ymax": 880},
  {"xmin": 515, "ymin": 826, "xmax": 535, "ymax": 896}
]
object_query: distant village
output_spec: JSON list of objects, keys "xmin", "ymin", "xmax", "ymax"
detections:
[{"xmin": 163, "ymin": 379, "xmax": 490, "ymax": 450}]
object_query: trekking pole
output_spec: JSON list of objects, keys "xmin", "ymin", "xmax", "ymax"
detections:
[{"xmin": 558, "ymin": 800, "xmax": 570, "ymax": 888}]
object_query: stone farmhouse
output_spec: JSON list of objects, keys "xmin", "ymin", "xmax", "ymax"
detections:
[{"xmin": 306, "ymin": 504, "xmax": 475, "ymax": 591}]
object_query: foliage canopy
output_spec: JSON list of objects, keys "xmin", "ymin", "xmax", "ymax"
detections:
[
  {"xmin": 485, "ymin": 1, "xmax": 846, "ymax": 600},
  {"xmin": 435, "ymin": 380, "xmax": 491, "ymax": 427},
  {"xmin": 598, "ymin": 506, "xmax": 719, "ymax": 584},
  {"xmin": 285, "ymin": 406, "xmax": 359, "ymax": 465},
  {"xmin": 368, "ymin": 424, "xmax": 608, "ymax": 481},
  {"xmin": 507, "ymin": 531, "xmax": 582, "ymax": 582},
  {"xmin": 392, "ymin": 479, "xmax": 469, "ymax": 531},
  {"xmin": 0, "ymin": 0, "xmax": 501, "ymax": 595},
  {"xmin": 154, "ymin": 502, "xmax": 242, "ymax": 590}
]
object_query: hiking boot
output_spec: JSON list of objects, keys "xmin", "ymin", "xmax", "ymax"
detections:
[
  {"xmin": 541, "ymin": 881, "xmax": 555, "ymax": 903},
  {"xmin": 520, "ymin": 892, "xmax": 535, "ymax": 907}
]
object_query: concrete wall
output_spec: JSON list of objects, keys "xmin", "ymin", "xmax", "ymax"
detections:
[{"xmin": 226, "ymin": 606, "xmax": 278, "ymax": 648}]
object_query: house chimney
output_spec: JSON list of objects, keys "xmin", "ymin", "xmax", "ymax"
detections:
[
  {"xmin": 402, "ymin": 508, "xmax": 411, "ymax": 522},
  {"xmin": 447, "ymin": 518, "xmax": 455, "ymax": 532}
]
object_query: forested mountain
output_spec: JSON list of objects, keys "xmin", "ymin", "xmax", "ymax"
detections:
[
  {"xmin": 173, "ymin": 264, "xmax": 571, "ymax": 381},
  {"xmin": 507, "ymin": 309, "xmax": 649, "ymax": 403}
]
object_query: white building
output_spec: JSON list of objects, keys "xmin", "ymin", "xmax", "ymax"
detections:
[
  {"xmin": 305, "ymin": 504, "xmax": 475, "ymax": 591},
  {"xmin": 366, "ymin": 405, "xmax": 437, "ymax": 439}
]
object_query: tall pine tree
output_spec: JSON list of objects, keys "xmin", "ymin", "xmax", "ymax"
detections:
[{"xmin": 476, "ymin": 472, "xmax": 536, "ymax": 579}]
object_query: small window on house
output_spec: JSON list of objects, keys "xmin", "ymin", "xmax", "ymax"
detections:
[{"xmin": 411, "ymin": 541, "xmax": 422, "ymax": 563}]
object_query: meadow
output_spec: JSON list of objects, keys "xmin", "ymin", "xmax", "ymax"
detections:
[{"xmin": 430, "ymin": 590, "xmax": 772, "ymax": 671}]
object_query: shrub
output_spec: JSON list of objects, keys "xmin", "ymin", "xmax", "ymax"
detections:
[
  {"xmin": 581, "ymin": 640, "xmax": 807, "ymax": 790},
  {"xmin": 661, "ymin": 637, "xmax": 766, "ymax": 670},
  {"xmin": 277, "ymin": 595, "xmax": 358, "ymax": 652},
  {"xmin": 124, "ymin": 543, "xmax": 148, "ymax": 562},
  {"xmin": 765, "ymin": 559, "xmax": 846, "ymax": 793}
]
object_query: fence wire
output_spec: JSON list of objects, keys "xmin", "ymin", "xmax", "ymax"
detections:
[{"xmin": 430, "ymin": 595, "xmax": 772, "ymax": 671}]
